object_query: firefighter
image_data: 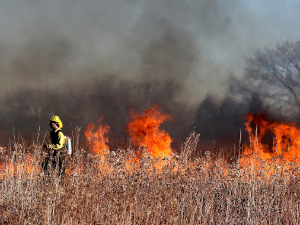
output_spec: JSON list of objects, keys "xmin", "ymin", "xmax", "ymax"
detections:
[{"xmin": 42, "ymin": 115, "xmax": 66, "ymax": 177}]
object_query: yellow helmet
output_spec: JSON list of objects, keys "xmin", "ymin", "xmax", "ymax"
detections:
[{"xmin": 49, "ymin": 115, "xmax": 63, "ymax": 128}]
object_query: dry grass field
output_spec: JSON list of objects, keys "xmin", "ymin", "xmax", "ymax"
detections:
[{"xmin": 1, "ymin": 131, "xmax": 300, "ymax": 225}]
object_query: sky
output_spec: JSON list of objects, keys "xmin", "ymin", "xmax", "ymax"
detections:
[{"xmin": 1, "ymin": 0, "xmax": 300, "ymax": 139}]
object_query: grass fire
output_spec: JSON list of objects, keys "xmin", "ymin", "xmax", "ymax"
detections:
[
  {"xmin": 1, "ymin": 2, "xmax": 300, "ymax": 223},
  {"xmin": 2, "ymin": 105, "xmax": 300, "ymax": 224}
]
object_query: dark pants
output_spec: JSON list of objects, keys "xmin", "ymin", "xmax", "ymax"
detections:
[{"xmin": 42, "ymin": 149, "xmax": 66, "ymax": 177}]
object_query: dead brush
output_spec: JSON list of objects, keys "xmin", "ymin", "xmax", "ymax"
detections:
[{"xmin": 1, "ymin": 136, "xmax": 300, "ymax": 224}]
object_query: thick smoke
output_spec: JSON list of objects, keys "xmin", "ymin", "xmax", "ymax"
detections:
[{"xmin": 1, "ymin": 0, "xmax": 300, "ymax": 149}]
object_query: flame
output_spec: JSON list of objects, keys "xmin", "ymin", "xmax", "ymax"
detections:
[
  {"xmin": 240, "ymin": 113, "xmax": 300, "ymax": 178},
  {"xmin": 126, "ymin": 105, "xmax": 173, "ymax": 159},
  {"xmin": 241, "ymin": 113, "xmax": 274, "ymax": 163},
  {"xmin": 84, "ymin": 117, "xmax": 110, "ymax": 157},
  {"xmin": 83, "ymin": 106, "xmax": 173, "ymax": 174},
  {"xmin": 0, "ymin": 155, "xmax": 38, "ymax": 178}
]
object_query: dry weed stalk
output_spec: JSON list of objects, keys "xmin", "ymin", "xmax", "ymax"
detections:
[{"xmin": 179, "ymin": 131, "xmax": 200, "ymax": 166}]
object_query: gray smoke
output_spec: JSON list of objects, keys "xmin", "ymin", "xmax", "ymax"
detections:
[{"xmin": 1, "ymin": 0, "xmax": 300, "ymax": 147}]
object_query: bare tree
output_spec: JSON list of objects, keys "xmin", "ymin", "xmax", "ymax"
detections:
[{"xmin": 235, "ymin": 41, "xmax": 300, "ymax": 119}]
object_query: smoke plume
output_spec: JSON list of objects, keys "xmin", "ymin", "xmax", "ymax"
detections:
[{"xmin": 1, "ymin": 0, "xmax": 300, "ymax": 148}]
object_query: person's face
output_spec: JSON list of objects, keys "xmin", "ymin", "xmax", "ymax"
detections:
[{"xmin": 50, "ymin": 122, "xmax": 58, "ymax": 129}]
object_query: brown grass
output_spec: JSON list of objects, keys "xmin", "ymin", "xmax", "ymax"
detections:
[{"xmin": 1, "ymin": 135, "xmax": 300, "ymax": 224}]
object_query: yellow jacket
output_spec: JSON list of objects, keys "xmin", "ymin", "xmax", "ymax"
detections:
[{"xmin": 48, "ymin": 128, "xmax": 66, "ymax": 151}]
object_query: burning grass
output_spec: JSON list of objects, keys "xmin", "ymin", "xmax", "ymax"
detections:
[
  {"xmin": 2, "ymin": 110, "xmax": 300, "ymax": 224},
  {"xmin": 1, "ymin": 136, "xmax": 300, "ymax": 224}
]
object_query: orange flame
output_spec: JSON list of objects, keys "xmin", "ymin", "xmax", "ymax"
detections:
[
  {"xmin": 240, "ymin": 113, "xmax": 300, "ymax": 174},
  {"xmin": 84, "ymin": 117, "xmax": 110, "ymax": 157},
  {"xmin": 0, "ymin": 155, "xmax": 38, "ymax": 178},
  {"xmin": 126, "ymin": 105, "xmax": 173, "ymax": 159}
]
